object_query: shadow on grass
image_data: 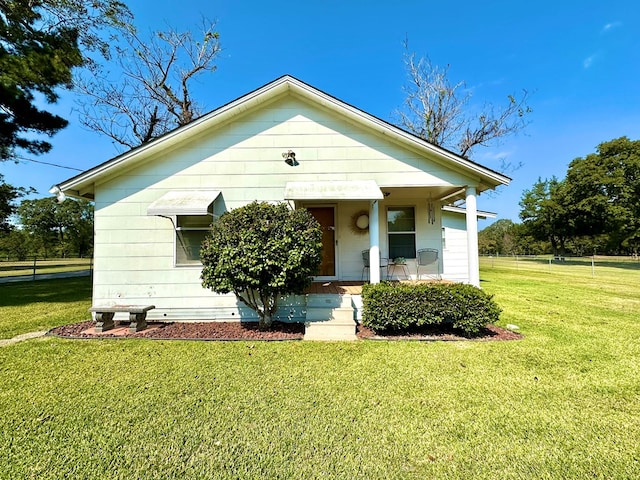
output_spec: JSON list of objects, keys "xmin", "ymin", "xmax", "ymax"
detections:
[{"xmin": 0, "ymin": 277, "xmax": 92, "ymax": 307}]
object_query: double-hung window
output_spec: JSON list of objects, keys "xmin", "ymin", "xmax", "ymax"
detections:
[
  {"xmin": 176, "ymin": 215, "xmax": 212, "ymax": 265},
  {"xmin": 387, "ymin": 206, "xmax": 416, "ymax": 259},
  {"xmin": 146, "ymin": 190, "xmax": 220, "ymax": 267}
]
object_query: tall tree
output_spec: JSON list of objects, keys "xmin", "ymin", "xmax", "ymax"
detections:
[
  {"xmin": 396, "ymin": 48, "xmax": 531, "ymax": 160},
  {"xmin": 0, "ymin": 0, "xmax": 81, "ymax": 160},
  {"xmin": 564, "ymin": 137, "xmax": 640, "ymax": 253},
  {"xmin": 0, "ymin": 174, "xmax": 31, "ymax": 231},
  {"xmin": 17, "ymin": 196, "xmax": 93, "ymax": 257},
  {"xmin": 478, "ymin": 219, "xmax": 518, "ymax": 255},
  {"xmin": 0, "ymin": 0, "xmax": 131, "ymax": 161},
  {"xmin": 16, "ymin": 197, "xmax": 57, "ymax": 256},
  {"xmin": 75, "ymin": 18, "xmax": 221, "ymax": 149},
  {"xmin": 0, "ymin": 228, "xmax": 29, "ymax": 260},
  {"xmin": 519, "ymin": 177, "xmax": 571, "ymax": 256}
]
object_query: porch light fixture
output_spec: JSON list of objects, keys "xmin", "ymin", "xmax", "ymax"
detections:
[{"xmin": 282, "ymin": 150, "xmax": 299, "ymax": 166}]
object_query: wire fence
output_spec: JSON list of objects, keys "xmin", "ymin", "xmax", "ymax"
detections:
[
  {"xmin": 480, "ymin": 254, "xmax": 640, "ymax": 278},
  {"xmin": 0, "ymin": 257, "xmax": 93, "ymax": 281}
]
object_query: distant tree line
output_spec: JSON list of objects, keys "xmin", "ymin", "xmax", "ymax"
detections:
[
  {"xmin": 0, "ymin": 193, "xmax": 93, "ymax": 260},
  {"xmin": 479, "ymin": 137, "xmax": 640, "ymax": 257}
]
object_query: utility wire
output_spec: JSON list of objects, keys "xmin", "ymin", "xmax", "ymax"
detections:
[{"xmin": 13, "ymin": 155, "xmax": 83, "ymax": 171}]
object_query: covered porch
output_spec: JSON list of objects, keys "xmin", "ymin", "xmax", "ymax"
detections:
[
  {"xmin": 285, "ymin": 180, "xmax": 483, "ymax": 287},
  {"xmin": 303, "ymin": 279, "xmax": 451, "ymax": 295}
]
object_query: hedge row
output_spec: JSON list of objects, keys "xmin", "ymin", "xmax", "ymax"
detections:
[{"xmin": 361, "ymin": 282, "xmax": 501, "ymax": 336}]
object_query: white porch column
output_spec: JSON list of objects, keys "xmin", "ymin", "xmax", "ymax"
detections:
[
  {"xmin": 465, "ymin": 186, "xmax": 480, "ymax": 287},
  {"xmin": 369, "ymin": 200, "xmax": 381, "ymax": 284}
]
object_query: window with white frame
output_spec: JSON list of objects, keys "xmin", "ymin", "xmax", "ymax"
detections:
[
  {"xmin": 175, "ymin": 215, "xmax": 212, "ymax": 265},
  {"xmin": 146, "ymin": 190, "xmax": 220, "ymax": 267},
  {"xmin": 387, "ymin": 206, "xmax": 416, "ymax": 259}
]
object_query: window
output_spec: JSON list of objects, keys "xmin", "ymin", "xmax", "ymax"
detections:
[
  {"xmin": 176, "ymin": 215, "xmax": 212, "ymax": 265},
  {"xmin": 387, "ymin": 206, "xmax": 416, "ymax": 259}
]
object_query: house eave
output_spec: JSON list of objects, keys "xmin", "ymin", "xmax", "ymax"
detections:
[
  {"xmin": 53, "ymin": 75, "xmax": 512, "ymax": 197},
  {"xmin": 442, "ymin": 205, "xmax": 497, "ymax": 219},
  {"xmin": 54, "ymin": 76, "xmax": 298, "ymax": 197},
  {"xmin": 286, "ymin": 78, "xmax": 511, "ymax": 190}
]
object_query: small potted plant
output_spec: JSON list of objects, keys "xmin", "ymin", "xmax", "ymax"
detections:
[{"xmin": 393, "ymin": 256, "xmax": 406, "ymax": 265}]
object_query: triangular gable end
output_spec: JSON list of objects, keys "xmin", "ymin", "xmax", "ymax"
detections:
[{"xmin": 53, "ymin": 75, "xmax": 510, "ymax": 199}]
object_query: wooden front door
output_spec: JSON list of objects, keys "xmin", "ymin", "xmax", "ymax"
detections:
[{"xmin": 308, "ymin": 207, "xmax": 336, "ymax": 277}]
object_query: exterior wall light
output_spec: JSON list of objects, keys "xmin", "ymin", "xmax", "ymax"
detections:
[{"xmin": 282, "ymin": 150, "xmax": 299, "ymax": 166}]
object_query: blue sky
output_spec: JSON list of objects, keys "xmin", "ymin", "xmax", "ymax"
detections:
[{"xmin": 3, "ymin": 0, "xmax": 640, "ymax": 224}]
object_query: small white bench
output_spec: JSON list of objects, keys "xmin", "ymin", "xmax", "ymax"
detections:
[{"xmin": 89, "ymin": 305, "xmax": 155, "ymax": 333}]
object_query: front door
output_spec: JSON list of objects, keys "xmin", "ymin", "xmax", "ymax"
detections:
[{"xmin": 308, "ymin": 206, "xmax": 336, "ymax": 277}]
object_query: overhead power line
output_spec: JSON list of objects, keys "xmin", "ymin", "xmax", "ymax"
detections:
[{"xmin": 13, "ymin": 156, "xmax": 83, "ymax": 172}]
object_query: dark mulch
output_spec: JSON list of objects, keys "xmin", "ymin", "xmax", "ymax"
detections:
[
  {"xmin": 50, "ymin": 320, "xmax": 521, "ymax": 342},
  {"xmin": 356, "ymin": 323, "xmax": 522, "ymax": 341},
  {"xmin": 49, "ymin": 320, "xmax": 305, "ymax": 341}
]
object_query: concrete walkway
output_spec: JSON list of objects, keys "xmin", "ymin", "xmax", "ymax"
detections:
[{"xmin": 0, "ymin": 331, "xmax": 48, "ymax": 347}]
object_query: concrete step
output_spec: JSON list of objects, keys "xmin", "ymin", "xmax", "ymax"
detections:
[
  {"xmin": 351, "ymin": 294, "xmax": 363, "ymax": 321},
  {"xmin": 304, "ymin": 309, "xmax": 357, "ymax": 341},
  {"xmin": 303, "ymin": 293, "xmax": 358, "ymax": 340},
  {"xmin": 306, "ymin": 294, "xmax": 352, "ymax": 308},
  {"xmin": 305, "ymin": 306, "xmax": 354, "ymax": 322},
  {"xmin": 304, "ymin": 319, "xmax": 357, "ymax": 341}
]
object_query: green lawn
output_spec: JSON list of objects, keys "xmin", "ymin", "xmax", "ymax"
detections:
[
  {"xmin": 0, "ymin": 263, "xmax": 639, "ymax": 478},
  {"xmin": 0, "ymin": 277, "xmax": 92, "ymax": 339}
]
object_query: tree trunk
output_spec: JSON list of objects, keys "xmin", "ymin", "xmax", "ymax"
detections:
[
  {"xmin": 549, "ymin": 235, "xmax": 559, "ymax": 257},
  {"xmin": 258, "ymin": 312, "xmax": 273, "ymax": 331}
]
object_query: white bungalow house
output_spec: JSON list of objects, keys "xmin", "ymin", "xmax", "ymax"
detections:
[{"xmin": 52, "ymin": 75, "xmax": 509, "ymax": 338}]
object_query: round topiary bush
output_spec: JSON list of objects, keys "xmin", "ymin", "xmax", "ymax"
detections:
[{"xmin": 200, "ymin": 201, "xmax": 322, "ymax": 330}]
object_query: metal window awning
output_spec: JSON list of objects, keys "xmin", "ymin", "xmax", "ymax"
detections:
[
  {"xmin": 284, "ymin": 180, "xmax": 383, "ymax": 201},
  {"xmin": 147, "ymin": 190, "xmax": 221, "ymax": 216}
]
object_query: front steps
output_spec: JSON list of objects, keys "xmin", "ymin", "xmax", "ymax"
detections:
[{"xmin": 303, "ymin": 294, "xmax": 357, "ymax": 341}]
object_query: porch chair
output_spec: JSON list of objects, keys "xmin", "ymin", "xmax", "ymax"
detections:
[
  {"xmin": 361, "ymin": 250, "xmax": 389, "ymax": 281},
  {"xmin": 416, "ymin": 248, "xmax": 440, "ymax": 280}
]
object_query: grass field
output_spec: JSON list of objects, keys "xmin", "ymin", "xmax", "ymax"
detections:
[
  {"xmin": 0, "ymin": 258, "xmax": 92, "ymax": 278},
  {"xmin": 0, "ymin": 277, "xmax": 92, "ymax": 339},
  {"xmin": 0, "ymin": 262, "xmax": 638, "ymax": 478}
]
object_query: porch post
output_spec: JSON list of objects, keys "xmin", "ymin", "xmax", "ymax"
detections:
[
  {"xmin": 369, "ymin": 200, "xmax": 381, "ymax": 284},
  {"xmin": 465, "ymin": 186, "xmax": 480, "ymax": 287}
]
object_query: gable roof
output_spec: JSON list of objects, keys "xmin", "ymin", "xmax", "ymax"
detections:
[{"xmin": 54, "ymin": 75, "xmax": 510, "ymax": 199}]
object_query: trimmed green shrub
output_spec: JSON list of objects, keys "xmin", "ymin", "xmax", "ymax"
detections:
[
  {"xmin": 201, "ymin": 201, "xmax": 322, "ymax": 330},
  {"xmin": 361, "ymin": 282, "xmax": 501, "ymax": 336}
]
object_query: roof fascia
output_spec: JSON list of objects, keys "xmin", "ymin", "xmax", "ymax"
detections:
[
  {"xmin": 283, "ymin": 77, "xmax": 511, "ymax": 189},
  {"xmin": 56, "ymin": 74, "xmax": 511, "ymax": 194},
  {"xmin": 442, "ymin": 205, "xmax": 497, "ymax": 219},
  {"xmin": 56, "ymin": 76, "xmax": 295, "ymax": 193}
]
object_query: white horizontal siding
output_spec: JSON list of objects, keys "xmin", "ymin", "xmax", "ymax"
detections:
[
  {"xmin": 441, "ymin": 211, "xmax": 469, "ymax": 282},
  {"xmin": 90, "ymin": 95, "xmax": 481, "ymax": 316}
]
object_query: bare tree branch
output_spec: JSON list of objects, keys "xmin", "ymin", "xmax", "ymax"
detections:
[
  {"xmin": 395, "ymin": 43, "xmax": 532, "ymax": 161},
  {"xmin": 74, "ymin": 17, "xmax": 221, "ymax": 150}
]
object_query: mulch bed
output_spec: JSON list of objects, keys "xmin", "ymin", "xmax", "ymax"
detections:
[
  {"xmin": 356, "ymin": 323, "xmax": 522, "ymax": 341},
  {"xmin": 49, "ymin": 320, "xmax": 305, "ymax": 340},
  {"xmin": 49, "ymin": 320, "xmax": 521, "ymax": 341}
]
